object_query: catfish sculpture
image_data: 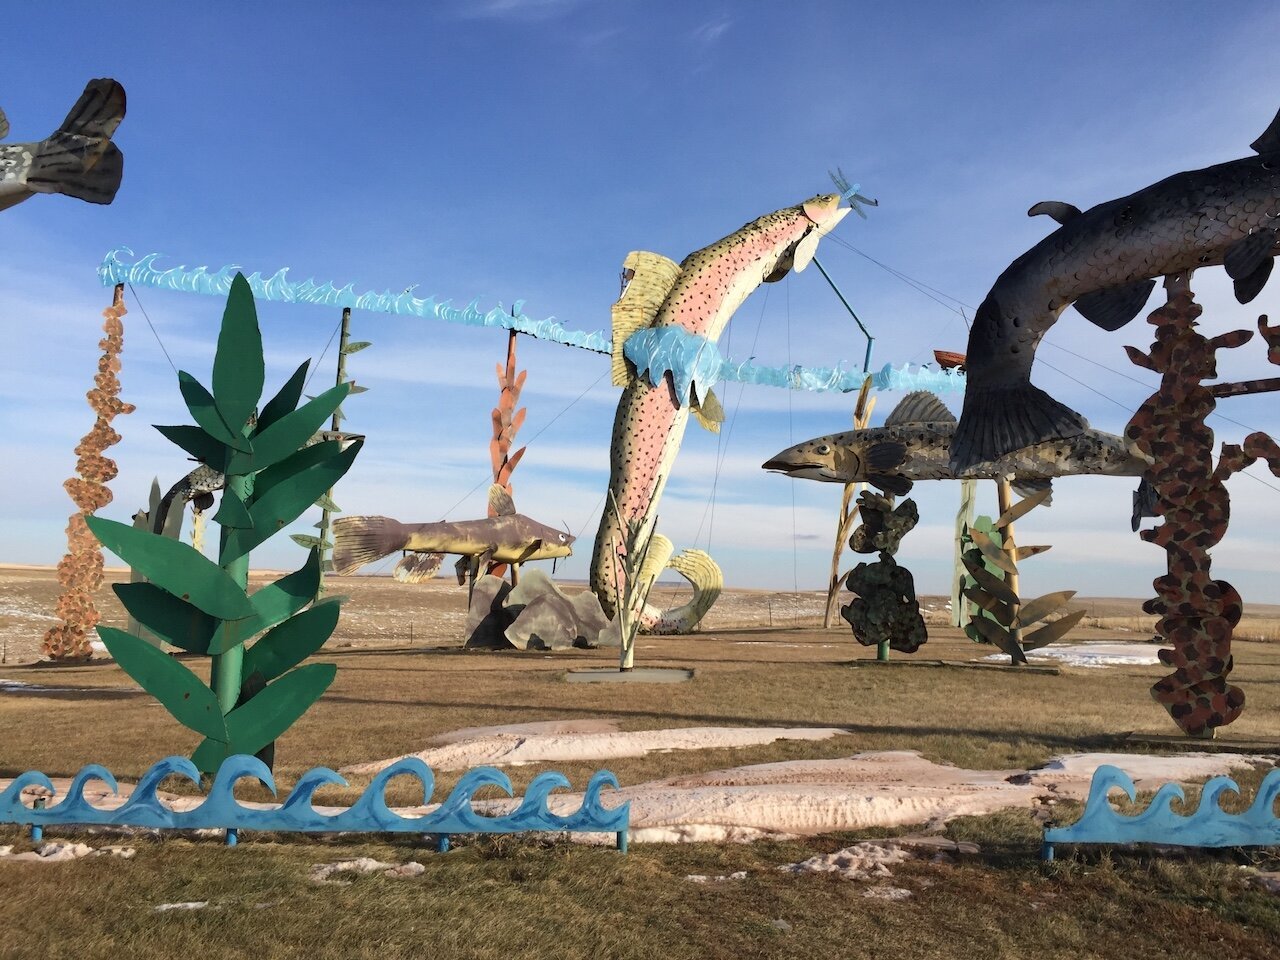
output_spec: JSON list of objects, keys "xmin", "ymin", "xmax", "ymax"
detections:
[
  {"xmin": 331, "ymin": 484, "xmax": 574, "ymax": 583},
  {"xmin": 591, "ymin": 193, "xmax": 850, "ymax": 632},
  {"xmin": 951, "ymin": 106, "xmax": 1280, "ymax": 471},
  {"xmin": 764, "ymin": 390, "xmax": 1147, "ymax": 502},
  {"xmin": 0, "ymin": 78, "xmax": 126, "ymax": 213}
]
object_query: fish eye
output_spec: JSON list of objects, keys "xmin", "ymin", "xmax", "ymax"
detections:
[
  {"xmin": 559, "ymin": 533, "xmax": 567, "ymax": 542},
  {"xmin": 815, "ymin": 444, "xmax": 831, "ymax": 455}
]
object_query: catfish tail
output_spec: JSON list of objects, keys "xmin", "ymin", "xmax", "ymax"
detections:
[
  {"xmin": 950, "ymin": 383, "xmax": 1088, "ymax": 472},
  {"xmin": 332, "ymin": 516, "xmax": 407, "ymax": 576},
  {"xmin": 27, "ymin": 79, "xmax": 126, "ymax": 205}
]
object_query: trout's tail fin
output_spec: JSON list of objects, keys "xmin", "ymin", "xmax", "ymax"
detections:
[
  {"xmin": 949, "ymin": 383, "xmax": 1088, "ymax": 472},
  {"xmin": 27, "ymin": 79, "xmax": 126, "ymax": 205},
  {"xmin": 332, "ymin": 516, "xmax": 407, "ymax": 576}
]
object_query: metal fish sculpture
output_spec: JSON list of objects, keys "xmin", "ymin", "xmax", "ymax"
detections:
[
  {"xmin": 332, "ymin": 484, "xmax": 574, "ymax": 582},
  {"xmin": 0, "ymin": 78, "xmax": 126, "ymax": 213},
  {"xmin": 951, "ymin": 106, "xmax": 1280, "ymax": 471},
  {"xmin": 590, "ymin": 194, "xmax": 851, "ymax": 631},
  {"xmin": 765, "ymin": 391, "xmax": 1147, "ymax": 502}
]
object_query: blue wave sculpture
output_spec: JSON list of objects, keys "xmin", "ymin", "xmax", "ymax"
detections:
[
  {"xmin": 0, "ymin": 755, "xmax": 630, "ymax": 851},
  {"xmin": 1041, "ymin": 764, "xmax": 1280, "ymax": 861},
  {"xmin": 99, "ymin": 249, "xmax": 965, "ymax": 396}
]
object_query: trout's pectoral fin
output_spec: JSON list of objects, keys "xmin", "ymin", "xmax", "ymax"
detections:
[
  {"xmin": 763, "ymin": 255, "xmax": 793, "ymax": 283},
  {"xmin": 866, "ymin": 441, "xmax": 908, "ymax": 471},
  {"xmin": 1072, "ymin": 278, "xmax": 1156, "ymax": 332},
  {"xmin": 1027, "ymin": 200, "xmax": 1082, "ymax": 225},
  {"xmin": 1224, "ymin": 228, "xmax": 1278, "ymax": 303},
  {"xmin": 691, "ymin": 386, "xmax": 725, "ymax": 433},
  {"xmin": 792, "ymin": 205, "xmax": 852, "ymax": 274},
  {"xmin": 1011, "ymin": 477, "xmax": 1054, "ymax": 505}
]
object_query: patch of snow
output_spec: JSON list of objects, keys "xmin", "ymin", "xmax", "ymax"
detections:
[{"xmin": 981, "ymin": 642, "xmax": 1161, "ymax": 668}]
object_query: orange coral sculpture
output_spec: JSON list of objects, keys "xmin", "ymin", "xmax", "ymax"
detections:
[{"xmin": 41, "ymin": 285, "xmax": 135, "ymax": 661}]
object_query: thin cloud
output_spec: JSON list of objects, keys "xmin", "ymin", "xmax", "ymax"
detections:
[
  {"xmin": 452, "ymin": 0, "xmax": 587, "ymax": 22},
  {"xmin": 690, "ymin": 15, "xmax": 733, "ymax": 46}
]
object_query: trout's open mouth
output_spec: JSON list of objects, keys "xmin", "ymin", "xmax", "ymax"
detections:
[{"xmin": 761, "ymin": 458, "xmax": 842, "ymax": 482}]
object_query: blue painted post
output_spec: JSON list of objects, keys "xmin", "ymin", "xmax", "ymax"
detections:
[
  {"xmin": 225, "ymin": 828, "xmax": 238, "ymax": 847},
  {"xmin": 29, "ymin": 797, "xmax": 43, "ymax": 843},
  {"xmin": 1040, "ymin": 841, "xmax": 1054, "ymax": 862},
  {"xmin": 436, "ymin": 835, "xmax": 450, "ymax": 853},
  {"xmin": 616, "ymin": 830, "xmax": 628, "ymax": 854}
]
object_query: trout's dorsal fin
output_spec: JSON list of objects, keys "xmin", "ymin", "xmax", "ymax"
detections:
[
  {"xmin": 488, "ymin": 483, "xmax": 516, "ymax": 517},
  {"xmin": 1027, "ymin": 201, "xmax": 1082, "ymax": 225},
  {"xmin": 611, "ymin": 250, "xmax": 681, "ymax": 387},
  {"xmin": 1251, "ymin": 106, "xmax": 1280, "ymax": 153},
  {"xmin": 883, "ymin": 391, "xmax": 955, "ymax": 427}
]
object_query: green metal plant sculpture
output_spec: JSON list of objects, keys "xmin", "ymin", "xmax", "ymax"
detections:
[{"xmin": 86, "ymin": 274, "xmax": 362, "ymax": 774}]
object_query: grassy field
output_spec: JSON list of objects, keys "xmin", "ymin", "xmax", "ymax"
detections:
[{"xmin": 1, "ymin": 571, "xmax": 1278, "ymax": 958}]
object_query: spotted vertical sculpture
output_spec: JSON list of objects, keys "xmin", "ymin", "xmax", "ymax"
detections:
[
  {"xmin": 41, "ymin": 285, "xmax": 135, "ymax": 661},
  {"xmin": 1124, "ymin": 276, "xmax": 1280, "ymax": 735}
]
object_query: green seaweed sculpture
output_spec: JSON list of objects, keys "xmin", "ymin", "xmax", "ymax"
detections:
[{"xmin": 86, "ymin": 274, "xmax": 362, "ymax": 774}]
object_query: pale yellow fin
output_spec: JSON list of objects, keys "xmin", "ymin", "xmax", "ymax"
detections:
[
  {"xmin": 692, "ymin": 386, "xmax": 724, "ymax": 433},
  {"xmin": 611, "ymin": 250, "xmax": 681, "ymax": 386}
]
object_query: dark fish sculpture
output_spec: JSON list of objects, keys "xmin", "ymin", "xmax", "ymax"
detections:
[
  {"xmin": 0, "ymin": 79, "xmax": 126, "ymax": 213},
  {"xmin": 764, "ymin": 391, "xmax": 1147, "ymax": 502},
  {"xmin": 331, "ymin": 484, "xmax": 574, "ymax": 581},
  {"xmin": 951, "ymin": 107, "xmax": 1280, "ymax": 471}
]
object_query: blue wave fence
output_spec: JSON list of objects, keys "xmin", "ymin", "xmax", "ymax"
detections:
[
  {"xmin": 0, "ymin": 755, "xmax": 631, "ymax": 853},
  {"xmin": 1041, "ymin": 763, "xmax": 1280, "ymax": 861}
]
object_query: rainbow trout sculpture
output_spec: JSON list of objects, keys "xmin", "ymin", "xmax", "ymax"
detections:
[{"xmin": 591, "ymin": 194, "xmax": 851, "ymax": 633}]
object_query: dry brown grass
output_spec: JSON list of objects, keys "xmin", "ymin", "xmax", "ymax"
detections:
[{"xmin": 2, "ymin": 569, "xmax": 1279, "ymax": 958}]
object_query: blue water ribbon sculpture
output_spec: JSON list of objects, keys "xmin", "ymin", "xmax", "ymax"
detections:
[
  {"xmin": 100, "ymin": 249, "xmax": 964, "ymax": 396},
  {"xmin": 1041, "ymin": 763, "xmax": 1280, "ymax": 860},
  {"xmin": 0, "ymin": 755, "xmax": 630, "ymax": 849}
]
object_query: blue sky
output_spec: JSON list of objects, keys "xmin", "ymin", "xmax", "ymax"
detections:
[{"xmin": 3, "ymin": 0, "xmax": 1280, "ymax": 602}]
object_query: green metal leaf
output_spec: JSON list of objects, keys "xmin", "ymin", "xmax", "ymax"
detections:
[
  {"xmin": 112, "ymin": 582, "xmax": 219, "ymax": 654},
  {"xmin": 153, "ymin": 425, "xmax": 229, "ymax": 472},
  {"xmin": 289, "ymin": 534, "xmax": 333, "ymax": 550},
  {"xmin": 223, "ymin": 662, "xmax": 337, "ymax": 757},
  {"xmin": 225, "ymin": 382, "xmax": 350, "ymax": 475},
  {"xmin": 257, "ymin": 360, "xmax": 310, "ymax": 434},
  {"xmin": 1022, "ymin": 609, "xmax": 1087, "ymax": 650},
  {"xmin": 236, "ymin": 550, "xmax": 321, "ymax": 643},
  {"xmin": 254, "ymin": 441, "xmax": 342, "ymax": 503},
  {"xmin": 86, "ymin": 516, "xmax": 254, "ymax": 621},
  {"xmin": 214, "ymin": 489, "xmax": 254, "ymax": 529},
  {"xmin": 212, "ymin": 273, "xmax": 265, "ymax": 434},
  {"xmin": 313, "ymin": 494, "xmax": 340, "ymax": 512},
  {"xmin": 342, "ymin": 340, "xmax": 372, "ymax": 354},
  {"xmin": 97, "ymin": 627, "xmax": 228, "ymax": 742},
  {"xmin": 189, "ymin": 736, "xmax": 227, "ymax": 774},
  {"xmin": 243, "ymin": 603, "xmax": 340, "ymax": 683},
  {"xmin": 178, "ymin": 371, "xmax": 250, "ymax": 453},
  {"xmin": 223, "ymin": 441, "xmax": 363, "ymax": 563},
  {"xmin": 331, "ymin": 405, "xmax": 346, "ymax": 423}
]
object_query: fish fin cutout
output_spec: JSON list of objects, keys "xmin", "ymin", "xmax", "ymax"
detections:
[
  {"xmin": 1234, "ymin": 258, "xmax": 1274, "ymax": 304},
  {"xmin": 868, "ymin": 473, "xmax": 913, "ymax": 497},
  {"xmin": 26, "ymin": 139, "xmax": 123, "ymax": 205},
  {"xmin": 57, "ymin": 78, "xmax": 127, "ymax": 140},
  {"xmin": 1072, "ymin": 278, "xmax": 1156, "ymax": 331},
  {"xmin": 691, "ymin": 387, "xmax": 724, "ymax": 433},
  {"xmin": 611, "ymin": 250, "xmax": 681, "ymax": 387},
  {"xmin": 1251, "ymin": 106, "xmax": 1280, "ymax": 153},
  {"xmin": 1010, "ymin": 477, "xmax": 1053, "ymax": 506},
  {"xmin": 763, "ymin": 255, "xmax": 793, "ymax": 283},
  {"xmin": 865, "ymin": 441, "xmax": 908, "ymax": 471},
  {"xmin": 0, "ymin": 107, "xmax": 8, "ymax": 141},
  {"xmin": 1224, "ymin": 228, "xmax": 1277, "ymax": 279},
  {"xmin": 951, "ymin": 384, "xmax": 1088, "ymax": 471},
  {"xmin": 331, "ymin": 516, "xmax": 406, "ymax": 577},
  {"xmin": 454, "ymin": 556, "xmax": 470, "ymax": 586},
  {"xmin": 1027, "ymin": 201, "xmax": 1082, "ymax": 225},
  {"xmin": 393, "ymin": 552, "xmax": 444, "ymax": 584},
  {"xmin": 1131, "ymin": 476, "xmax": 1159, "ymax": 532},
  {"xmin": 515, "ymin": 539, "xmax": 544, "ymax": 562},
  {"xmin": 883, "ymin": 391, "xmax": 955, "ymax": 426},
  {"xmin": 488, "ymin": 483, "xmax": 516, "ymax": 517}
]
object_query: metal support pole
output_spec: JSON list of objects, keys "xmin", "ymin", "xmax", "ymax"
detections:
[
  {"xmin": 811, "ymin": 256, "xmax": 875, "ymax": 373},
  {"xmin": 316, "ymin": 307, "xmax": 352, "ymax": 595},
  {"xmin": 225, "ymin": 828, "xmax": 238, "ymax": 847}
]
